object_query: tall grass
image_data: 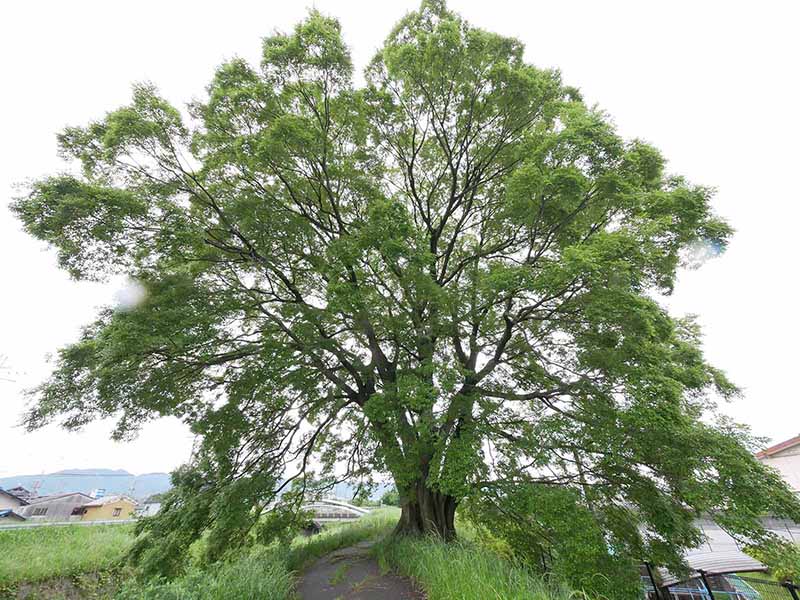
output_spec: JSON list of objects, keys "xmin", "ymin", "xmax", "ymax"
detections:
[
  {"xmin": 0, "ymin": 524, "xmax": 134, "ymax": 587},
  {"xmin": 374, "ymin": 535, "xmax": 578, "ymax": 600},
  {"xmin": 1, "ymin": 508, "xmax": 578, "ymax": 600},
  {"xmin": 114, "ymin": 508, "xmax": 399, "ymax": 600},
  {"xmin": 114, "ymin": 549, "xmax": 293, "ymax": 600}
]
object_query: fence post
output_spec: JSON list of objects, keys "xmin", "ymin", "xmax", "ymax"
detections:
[
  {"xmin": 697, "ymin": 570, "xmax": 716, "ymax": 600},
  {"xmin": 783, "ymin": 581, "xmax": 800, "ymax": 600},
  {"xmin": 644, "ymin": 562, "xmax": 664, "ymax": 600}
]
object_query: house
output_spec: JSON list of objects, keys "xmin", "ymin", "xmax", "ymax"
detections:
[
  {"xmin": 756, "ymin": 434, "xmax": 800, "ymax": 492},
  {"xmin": 18, "ymin": 492, "xmax": 92, "ymax": 521},
  {"xmin": 5, "ymin": 486, "xmax": 36, "ymax": 503},
  {"xmin": 642, "ymin": 515, "xmax": 800, "ymax": 597},
  {"xmin": 0, "ymin": 488, "xmax": 28, "ymax": 511},
  {"xmin": 78, "ymin": 495, "xmax": 137, "ymax": 521},
  {"xmin": 8, "ymin": 487, "xmax": 36, "ymax": 503},
  {"xmin": 0, "ymin": 509, "xmax": 26, "ymax": 522}
]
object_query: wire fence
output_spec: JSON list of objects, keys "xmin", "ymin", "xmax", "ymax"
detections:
[{"xmin": 644, "ymin": 571, "xmax": 800, "ymax": 600}]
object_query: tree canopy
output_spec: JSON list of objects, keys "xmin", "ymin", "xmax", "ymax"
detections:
[{"xmin": 13, "ymin": 1, "xmax": 800, "ymax": 593}]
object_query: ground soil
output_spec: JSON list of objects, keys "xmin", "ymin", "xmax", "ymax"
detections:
[{"xmin": 295, "ymin": 541, "xmax": 425, "ymax": 600}]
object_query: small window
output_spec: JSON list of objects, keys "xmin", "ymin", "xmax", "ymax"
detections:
[
  {"xmin": 112, "ymin": 508, "xmax": 122, "ymax": 517},
  {"xmin": 32, "ymin": 507, "xmax": 48, "ymax": 516}
]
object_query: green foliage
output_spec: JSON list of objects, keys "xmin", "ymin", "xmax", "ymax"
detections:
[
  {"xmin": 0, "ymin": 525, "xmax": 133, "ymax": 587},
  {"xmin": 374, "ymin": 534, "xmax": 578, "ymax": 600},
  {"xmin": 463, "ymin": 487, "xmax": 642, "ymax": 599},
  {"xmin": 380, "ymin": 486, "xmax": 401, "ymax": 507},
  {"xmin": 114, "ymin": 549, "xmax": 293, "ymax": 600},
  {"xmin": 745, "ymin": 541, "xmax": 800, "ymax": 582},
  {"xmin": 12, "ymin": 0, "xmax": 800, "ymax": 589},
  {"xmin": 129, "ymin": 463, "xmax": 290, "ymax": 578}
]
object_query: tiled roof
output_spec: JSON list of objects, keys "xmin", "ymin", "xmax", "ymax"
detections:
[
  {"xmin": 6, "ymin": 487, "xmax": 35, "ymax": 503},
  {"xmin": 756, "ymin": 434, "xmax": 800, "ymax": 458},
  {"xmin": 0, "ymin": 489, "xmax": 28, "ymax": 506},
  {"xmin": 83, "ymin": 495, "xmax": 138, "ymax": 508},
  {"xmin": 26, "ymin": 492, "xmax": 93, "ymax": 504}
]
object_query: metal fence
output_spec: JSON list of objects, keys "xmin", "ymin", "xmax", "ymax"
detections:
[{"xmin": 644, "ymin": 571, "xmax": 800, "ymax": 600}]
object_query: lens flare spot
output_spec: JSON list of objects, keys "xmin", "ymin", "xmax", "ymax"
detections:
[
  {"xmin": 114, "ymin": 278, "xmax": 148, "ymax": 311},
  {"xmin": 683, "ymin": 239, "xmax": 723, "ymax": 268}
]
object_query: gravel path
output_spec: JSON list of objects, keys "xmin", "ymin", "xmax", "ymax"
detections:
[{"xmin": 295, "ymin": 541, "xmax": 424, "ymax": 600}]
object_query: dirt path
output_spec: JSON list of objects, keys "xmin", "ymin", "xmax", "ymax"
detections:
[{"xmin": 295, "ymin": 541, "xmax": 424, "ymax": 600}]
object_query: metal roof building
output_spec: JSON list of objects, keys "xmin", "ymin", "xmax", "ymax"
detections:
[{"xmin": 658, "ymin": 517, "xmax": 800, "ymax": 586}]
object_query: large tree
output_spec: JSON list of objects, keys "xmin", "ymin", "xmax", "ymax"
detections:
[{"xmin": 13, "ymin": 0, "xmax": 799, "ymax": 585}]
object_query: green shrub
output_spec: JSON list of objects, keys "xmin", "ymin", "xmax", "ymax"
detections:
[
  {"xmin": 462, "ymin": 487, "xmax": 643, "ymax": 599},
  {"xmin": 379, "ymin": 487, "xmax": 401, "ymax": 507},
  {"xmin": 744, "ymin": 541, "xmax": 800, "ymax": 582}
]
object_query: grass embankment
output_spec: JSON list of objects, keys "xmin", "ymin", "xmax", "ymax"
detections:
[
  {"xmin": 0, "ymin": 513, "xmax": 395, "ymax": 599},
  {"xmin": 115, "ymin": 508, "xmax": 399, "ymax": 600},
  {"xmin": 0, "ymin": 524, "xmax": 134, "ymax": 592},
  {"xmin": 375, "ymin": 535, "xmax": 577, "ymax": 600},
  {"xmin": 114, "ymin": 550, "xmax": 294, "ymax": 600},
  {"xmin": 1, "ymin": 509, "xmax": 576, "ymax": 600},
  {"xmin": 287, "ymin": 507, "xmax": 398, "ymax": 571}
]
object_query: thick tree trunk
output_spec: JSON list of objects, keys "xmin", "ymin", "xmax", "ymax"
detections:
[{"xmin": 393, "ymin": 481, "xmax": 457, "ymax": 540}]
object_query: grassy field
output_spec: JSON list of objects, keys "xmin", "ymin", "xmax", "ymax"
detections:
[
  {"xmin": 115, "ymin": 508, "xmax": 399, "ymax": 600},
  {"xmin": 0, "ymin": 511, "xmax": 398, "ymax": 599},
  {"xmin": 0, "ymin": 508, "xmax": 577, "ymax": 600},
  {"xmin": 0, "ymin": 524, "xmax": 134, "ymax": 589}
]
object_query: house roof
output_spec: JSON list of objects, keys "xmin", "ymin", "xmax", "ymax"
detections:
[
  {"xmin": 659, "ymin": 550, "xmax": 765, "ymax": 586},
  {"xmin": 756, "ymin": 434, "xmax": 800, "ymax": 458},
  {"xmin": 6, "ymin": 486, "xmax": 35, "ymax": 503},
  {"xmin": 0, "ymin": 509, "xmax": 26, "ymax": 520},
  {"xmin": 27, "ymin": 492, "xmax": 93, "ymax": 505},
  {"xmin": 657, "ymin": 517, "xmax": 800, "ymax": 586},
  {"xmin": 83, "ymin": 495, "xmax": 137, "ymax": 508},
  {"xmin": 0, "ymin": 489, "xmax": 28, "ymax": 506}
]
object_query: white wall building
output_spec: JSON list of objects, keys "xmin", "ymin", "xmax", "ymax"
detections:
[{"xmin": 756, "ymin": 434, "xmax": 800, "ymax": 492}]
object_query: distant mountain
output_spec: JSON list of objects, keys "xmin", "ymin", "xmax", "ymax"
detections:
[
  {"xmin": 52, "ymin": 468, "xmax": 131, "ymax": 476},
  {"xmin": 0, "ymin": 469, "xmax": 172, "ymax": 501}
]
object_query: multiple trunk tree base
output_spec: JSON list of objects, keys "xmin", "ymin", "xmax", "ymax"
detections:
[{"xmin": 393, "ymin": 483, "xmax": 457, "ymax": 540}]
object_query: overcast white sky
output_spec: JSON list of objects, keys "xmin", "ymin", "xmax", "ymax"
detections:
[{"xmin": 1, "ymin": 1, "xmax": 798, "ymax": 478}]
